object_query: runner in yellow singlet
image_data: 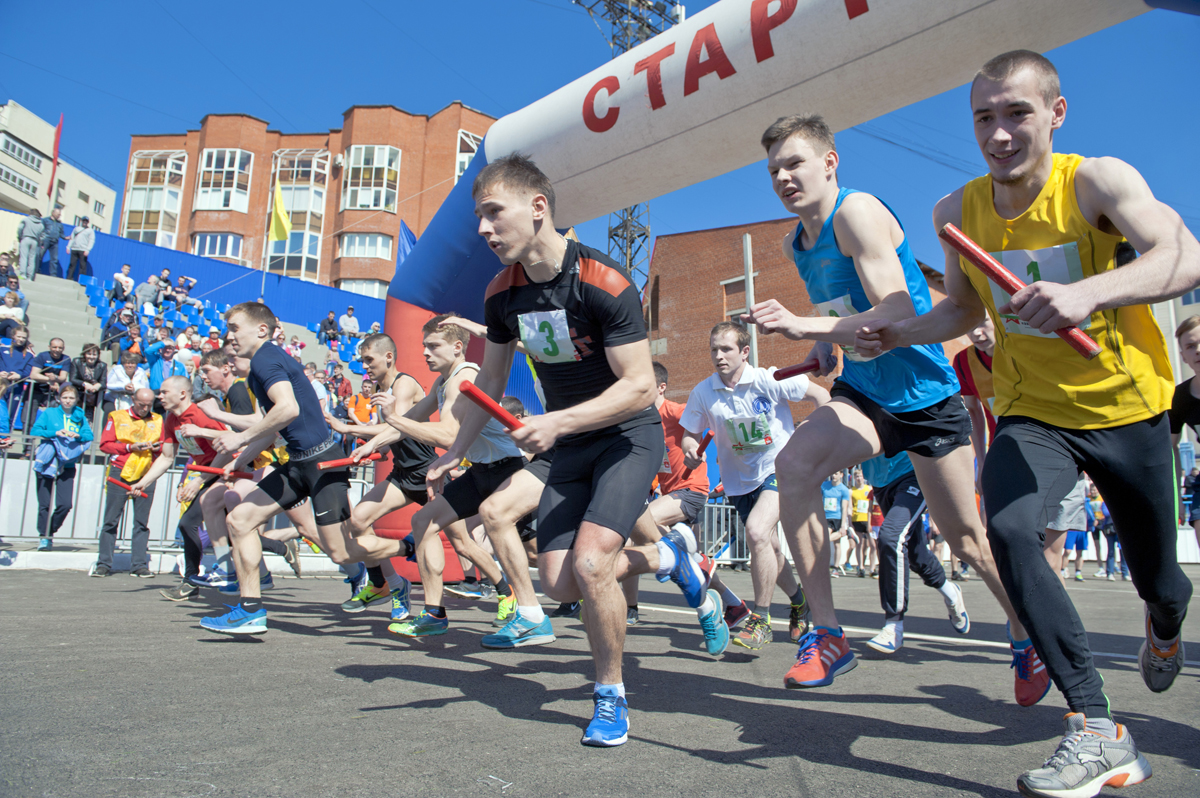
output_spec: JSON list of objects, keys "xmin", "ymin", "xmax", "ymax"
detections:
[{"xmin": 856, "ymin": 49, "xmax": 1199, "ymax": 798}]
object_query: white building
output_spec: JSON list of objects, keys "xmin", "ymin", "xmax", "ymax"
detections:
[{"xmin": 0, "ymin": 100, "xmax": 117, "ymax": 232}]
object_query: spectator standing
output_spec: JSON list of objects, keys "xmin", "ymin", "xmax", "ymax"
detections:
[
  {"xmin": 304, "ymin": 362, "xmax": 330, "ymax": 410},
  {"xmin": 29, "ymin": 337, "xmax": 72, "ymax": 418},
  {"xmin": 30, "ymin": 383, "xmax": 93, "ymax": 550},
  {"xmin": 111, "ymin": 264, "xmax": 134, "ymax": 304},
  {"xmin": 145, "ymin": 337, "xmax": 188, "ymax": 393},
  {"xmin": 133, "ymin": 275, "xmax": 162, "ymax": 315},
  {"xmin": 345, "ymin": 378, "xmax": 375, "ymax": 426},
  {"xmin": 0, "ymin": 326, "xmax": 33, "ymax": 426},
  {"xmin": 318, "ymin": 310, "xmax": 338, "ymax": 347},
  {"xmin": 66, "ymin": 217, "xmax": 95, "ymax": 280},
  {"xmin": 17, "ymin": 209, "xmax": 44, "ymax": 280},
  {"xmin": 69, "ymin": 343, "xmax": 107, "ymax": 423},
  {"xmin": 329, "ymin": 363, "xmax": 352, "ymax": 401},
  {"xmin": 338, "ymin": 305, "xmax": 360, "ymax": 338},
  {"xmin": 0, "ymin": 291, "xmax": 25, "ymax": 339},
  {"xmin": 105, "ymin": 353, "xmax": 149, "ymax": 413},
  {"xmin": 93, "ymin": 387, "xmax": 162, "ymax": 577},
  {"xmin": 4, "ymin": 275, "xmax": 28, "ymax": 315},
  {"xmin": 39, "ymin": 208, "xmax": 70, "ymax": 278}
]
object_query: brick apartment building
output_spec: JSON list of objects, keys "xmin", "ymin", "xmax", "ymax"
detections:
[
  {"xmin": 645, "ymin": 217, "xmax": 964, "ymax": 423},
  {"xmin": 120, "ymin": 103, "xmax": 494, "ymax": 299}
]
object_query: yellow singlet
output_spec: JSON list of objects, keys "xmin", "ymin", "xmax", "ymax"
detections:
[
  {"xmin": 960, "ymin": 152, "xmax": 1173, "ymax": 430},
  {"xmin": 850, "ymin": 486, "xmax": 872, "ymax": 523}
]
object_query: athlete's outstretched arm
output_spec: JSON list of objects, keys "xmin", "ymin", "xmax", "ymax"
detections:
[
  {"xmin": 196, "ymin": 397, "xmax": 262, "ymax": 431},
  {"xmin": 747, "ymin": 195, "xmax": 917, "ymax": 345},
  {"xmin": 1001, "ymin": 157, "xmax": 1200, "ymax": 333},
  {"xmin": 510, "ymin": 340, "xmax": 656, "ymax": 454},
  {"xmin": 856, "ymin": 189, "xmax": 988, "ymax": 355},
  {"xmin": 426, "ymin": 339, "xmax": 516, "ymax": 487}
]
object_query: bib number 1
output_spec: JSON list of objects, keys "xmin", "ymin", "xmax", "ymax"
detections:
[{"xmin": 518, "ymin": 310, "xmax": 579, "ymax": 364}]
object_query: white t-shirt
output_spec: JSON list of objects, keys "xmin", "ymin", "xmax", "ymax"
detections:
[
  {"xmin": 113, "ymin": 272, "xmax": 134, "ymax": 293},
  {"xmin": 680, "ymin": 365, "xmax": 810, "ymax": 498},
  {"xmin": 310, "ymin": 378, "xmax": 329, "ymax": 409}
]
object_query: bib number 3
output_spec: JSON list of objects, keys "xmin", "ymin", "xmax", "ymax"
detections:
[{"xmin": 519, "ymin": 310, "xmax": 579, "ymax": 364}]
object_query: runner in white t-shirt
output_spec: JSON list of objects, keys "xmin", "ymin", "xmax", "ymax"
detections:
[{"xmin": 680, "ymin": 322, "xmax": 829, "ymax": 652}]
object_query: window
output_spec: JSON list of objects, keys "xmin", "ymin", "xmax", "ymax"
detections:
[
  {"xmin": 73, "ymin": 215, "xmax": 85, "ymax": 226},
  {"xmin": 78, "ymin": 190, "xmax": 89, "ymax": 204},
  {"xmin": 195, "ymin": 148, "xmax": 253, "ymax": 212},
  {"xmin": 267, "ymin": 150, "xmax": 329, "ymax": 282},
  {"xmin": 338, "ymin": 278, "xmax": 387, "ymax": 299},
  {"xmin": 722, "ymin": 277, "xmax": 746, "ymax": 320},
  {"xmin": 455, "ymin": 130, "xmax": 482, "ymax": 184},
  {"xmin": 341, "ymin": 145, "xmax": 398, "ymax": 212},
  {"xmin": 123, "ymin": 151, "xmax": 186, "ymax": 248},
  {"xmin": 340, "ymin": 233, "xmax": 392, "ymax": 261},
  {"xmin": 0, "ymin": 164, "xmax": 37, "ymax": 197},
  {"xmin": 93, "ymin": 200, "xmax": 105, "ymax": 217},
  {"xmin": 1, "ymin": 133, "xmax": 43, "ymax": 171},
  {"xmin": 193, "ymin": 233, "xmax": 243, "ymax": 262}
]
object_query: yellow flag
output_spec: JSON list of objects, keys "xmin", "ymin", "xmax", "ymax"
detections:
[{"xmin": 269, "ymin": 180, "xmax": 292, "ymax": 243}]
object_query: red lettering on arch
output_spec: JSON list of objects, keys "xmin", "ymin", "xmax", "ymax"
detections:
[
  {"xmin": 583, "ymin": 76, "xmax": 621, "ymax": 133},
  {"xmin": 750, "ymin": 0, "xmax": 796, "ymax": 63},
  {"xmin": 634, "ymin": 43, "xmax": 676, "ymax": 110},
  {"xmin": 684, "ymin": 23, "xmax": 737, "ymax": 97},
  {"xmin": 845, "ymin": 0, "xmax": 869, "ymax": 19}
]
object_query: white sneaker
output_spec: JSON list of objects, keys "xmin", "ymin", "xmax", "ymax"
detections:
[
  {"xmin": 944, "ymin": 582, "xmax": 970, "ymax": 635},
  {"xmin": 866, "ymin": 625, "xmax": 902, "ymax": 654}
]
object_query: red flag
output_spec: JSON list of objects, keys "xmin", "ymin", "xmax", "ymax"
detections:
[{"xmin": 46, "ymin": 114, "xmax": 62, "ymax": 200}]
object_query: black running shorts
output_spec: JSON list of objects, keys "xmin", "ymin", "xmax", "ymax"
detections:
[
  {"xmin": 537, "ymin": 422, "xmax": 663, "ymax": 553},
  {"xmin": 442, "ymin": 456, "xmax": 526, "ymax": 520},
  {"xmin": 257, "ymin": 446, "xmax": 352, "ymax": 525},
  {"xmin": 524, "ymin": 449, "xmax": 554, "ymax": 484},
  {"xmin": 832, "ymin": 381, "xmax": 971, "ymax": 459}
]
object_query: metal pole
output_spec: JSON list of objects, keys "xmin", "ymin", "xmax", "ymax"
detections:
[{"xmin": 743, "ymin": 233, "xmax": 757, "ymax": 367}]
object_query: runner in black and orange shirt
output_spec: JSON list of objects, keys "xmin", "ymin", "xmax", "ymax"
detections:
[{"xmin": 427, "ymin": 154, "xmax": 725, "ymax": 748}]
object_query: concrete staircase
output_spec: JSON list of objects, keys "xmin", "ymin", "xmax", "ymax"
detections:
[{"xmin": 14, "ymin": 275, "xmax": 102, "ymax": 355}]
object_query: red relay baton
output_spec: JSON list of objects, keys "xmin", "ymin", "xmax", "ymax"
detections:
[
  {"xmin": 188, "ymin": 463, "xmax": 254, "ymax": 481},
  {"xmin": 682, "ymin": 430, "xmax": 714, "ymax": 479},
  {"xmin": 317, "ymin": 452, "xmax": 382, "ymax": 471},
  {"xmin": 107, "ymin": 476, "xmax": 148, "ymax": 499},
  {"xmin": 939, "ymin": 223, "xmax": 1100, "ymax": 360},
  {"xmin": 459, "ymin": 381, "xmax": 524, "ymax": 431},
  {"xmin": 772, "ymin": 361, "xmax": 821, "ymax": 381}
]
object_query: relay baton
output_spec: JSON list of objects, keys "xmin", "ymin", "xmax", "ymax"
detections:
[
  {"xmin": 107, "ymin": 476, "xmax": 148, "ymax": 498},
  {"xmin": 317, "ymin": 452, "xmax": 382, "ymax": 471},
  {"xmin": 772, "ymin": 361, "xmax": 821, "ymax": 381},
  {"xmin": 939, "ymin": 223, "xmax": 1101, "ymax": 360},
  {"xmin": 188, "ymin": 464, "xmax": 254, "ymax": 481},
  {"xmin": 459, "ymin": 381, "xmax": 524, "ymax": 431},
  {"xmin": 682, "ymin": 430, "xmax": 714, "ymax": 479}
]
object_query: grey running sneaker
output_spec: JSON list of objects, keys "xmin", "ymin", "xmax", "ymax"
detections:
[
  {"xmin": 160, "ymin": 582, "xmax": 199, "ymax": 602},
  {"xmin": 1017, "ymin": 713, "xmax": 1151, "ymax": 798},
  {"xmin": 732, "ymin": 613, "xmax": 771, "ymax": 650},
  {"xmin": 283, "ymin": 538, "xmax": 302, "ymax": 577},
  {"xmin": 1138, "ymin": 605, "xmax": 1184, "ymax": 693},
  {"xmin": 626, "ymin": 607, "xmax": 639, "ymax": 626},
  {"xmin": 91, "ymin": 564, "xmax": 111, "ymax": 578}
]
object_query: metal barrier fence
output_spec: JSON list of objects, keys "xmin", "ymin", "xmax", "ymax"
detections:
[
  {"xmin": 0, "ymin": 424, "xmax": 371, "ymax": 549},
  {"xmin": 696, "ymin": 500, "xmax": 794, "ymax": 566}
]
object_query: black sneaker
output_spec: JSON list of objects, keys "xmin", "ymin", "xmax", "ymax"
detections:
[
  {"xmin": 160, "ymin": 583, "xmax": 199, "ymax": 601},
  {"xmin": 91, "ymin": 564, "xmax": 111, "ymax": 578},
  {"xmin": 551, "ymin": 601, "xmax": 581, "ymax": 618},
  {"xmin": 130, "ymin": 567, "xmax": 154, "ymax": 578}
]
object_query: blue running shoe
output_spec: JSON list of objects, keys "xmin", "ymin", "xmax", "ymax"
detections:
[
  {"xmin": 402, "ymin": 533, "xmax": 417, "ymax": 562},
  {"xmin": 187, "ymin": 570, "xmax": 235, "ymax": 589},
  {"xmin": 697, "ymin": 588, "xmax": 729, "ymax": 657},
  {"xmin": 219, "ymin": 572, "xmax": 273, "ymax": 595},
  {"xmin": 481, "ymin": 612, "xmax": 556, "ymax": 649},
  {"xmin": 200, "ymin": 603, "xmax": 268, "ymax": 635},
  {"xmin": 390, "ymin": 579, "xmax": 412, "ymax": 622},
  {"xmin": 581, "ymin": 687, "xmax": 628, "ymax": 747},
  {"xmin": 654, "ymin": 535, "xmax": 707, "ymax": 608},
  {"xmin": 344, "ymin": 563, "xmax": 369, "ymax": 599}
]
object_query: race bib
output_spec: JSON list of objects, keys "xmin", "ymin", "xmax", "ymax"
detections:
[
  {"xmin": 823, "ymin": 497, "xmax": 840, "ymax": 513},
  {"xmin": 659, "ymin": 450, "xmax": 673, "ymax": 474},
  {"xmin": 856, "ymin": 499, "xmax": 871, "ymax": 514},
  {"xmin": 518, "ymin": 310, "xmax": 579, "ymax": 364},
  {"xmin": 175, "ymin": 431, "xmax": 204, "ymax": 456},
  {"xmin": 986, "ymin": 241, "xmax": 1092, "ymax": 338},
  {"xmin": 725, "ymin": 413, "xmax": 773, "ymax": 455},
  {"xmin": 814, "ymin": 295, "xmax": 878, "ymax": 363}
]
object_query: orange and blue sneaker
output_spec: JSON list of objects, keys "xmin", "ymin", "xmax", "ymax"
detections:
[
  {"xmin": 784, "ymin": 626, "xmax": 857, "ymax": 688},
  {"xmin": 1009, "ymin": 623, "xmax": 1051, "ymax": 707}
]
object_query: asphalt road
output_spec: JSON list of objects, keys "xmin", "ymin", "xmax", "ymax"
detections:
[{"xmin": 2, "ymin": 566, "xmax": 1197, "ymax": 798}]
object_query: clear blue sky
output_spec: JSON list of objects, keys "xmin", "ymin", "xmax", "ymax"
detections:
[{"xmin": 3, "ymin": 1, "xmax": 1196, "ymax": 272}]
